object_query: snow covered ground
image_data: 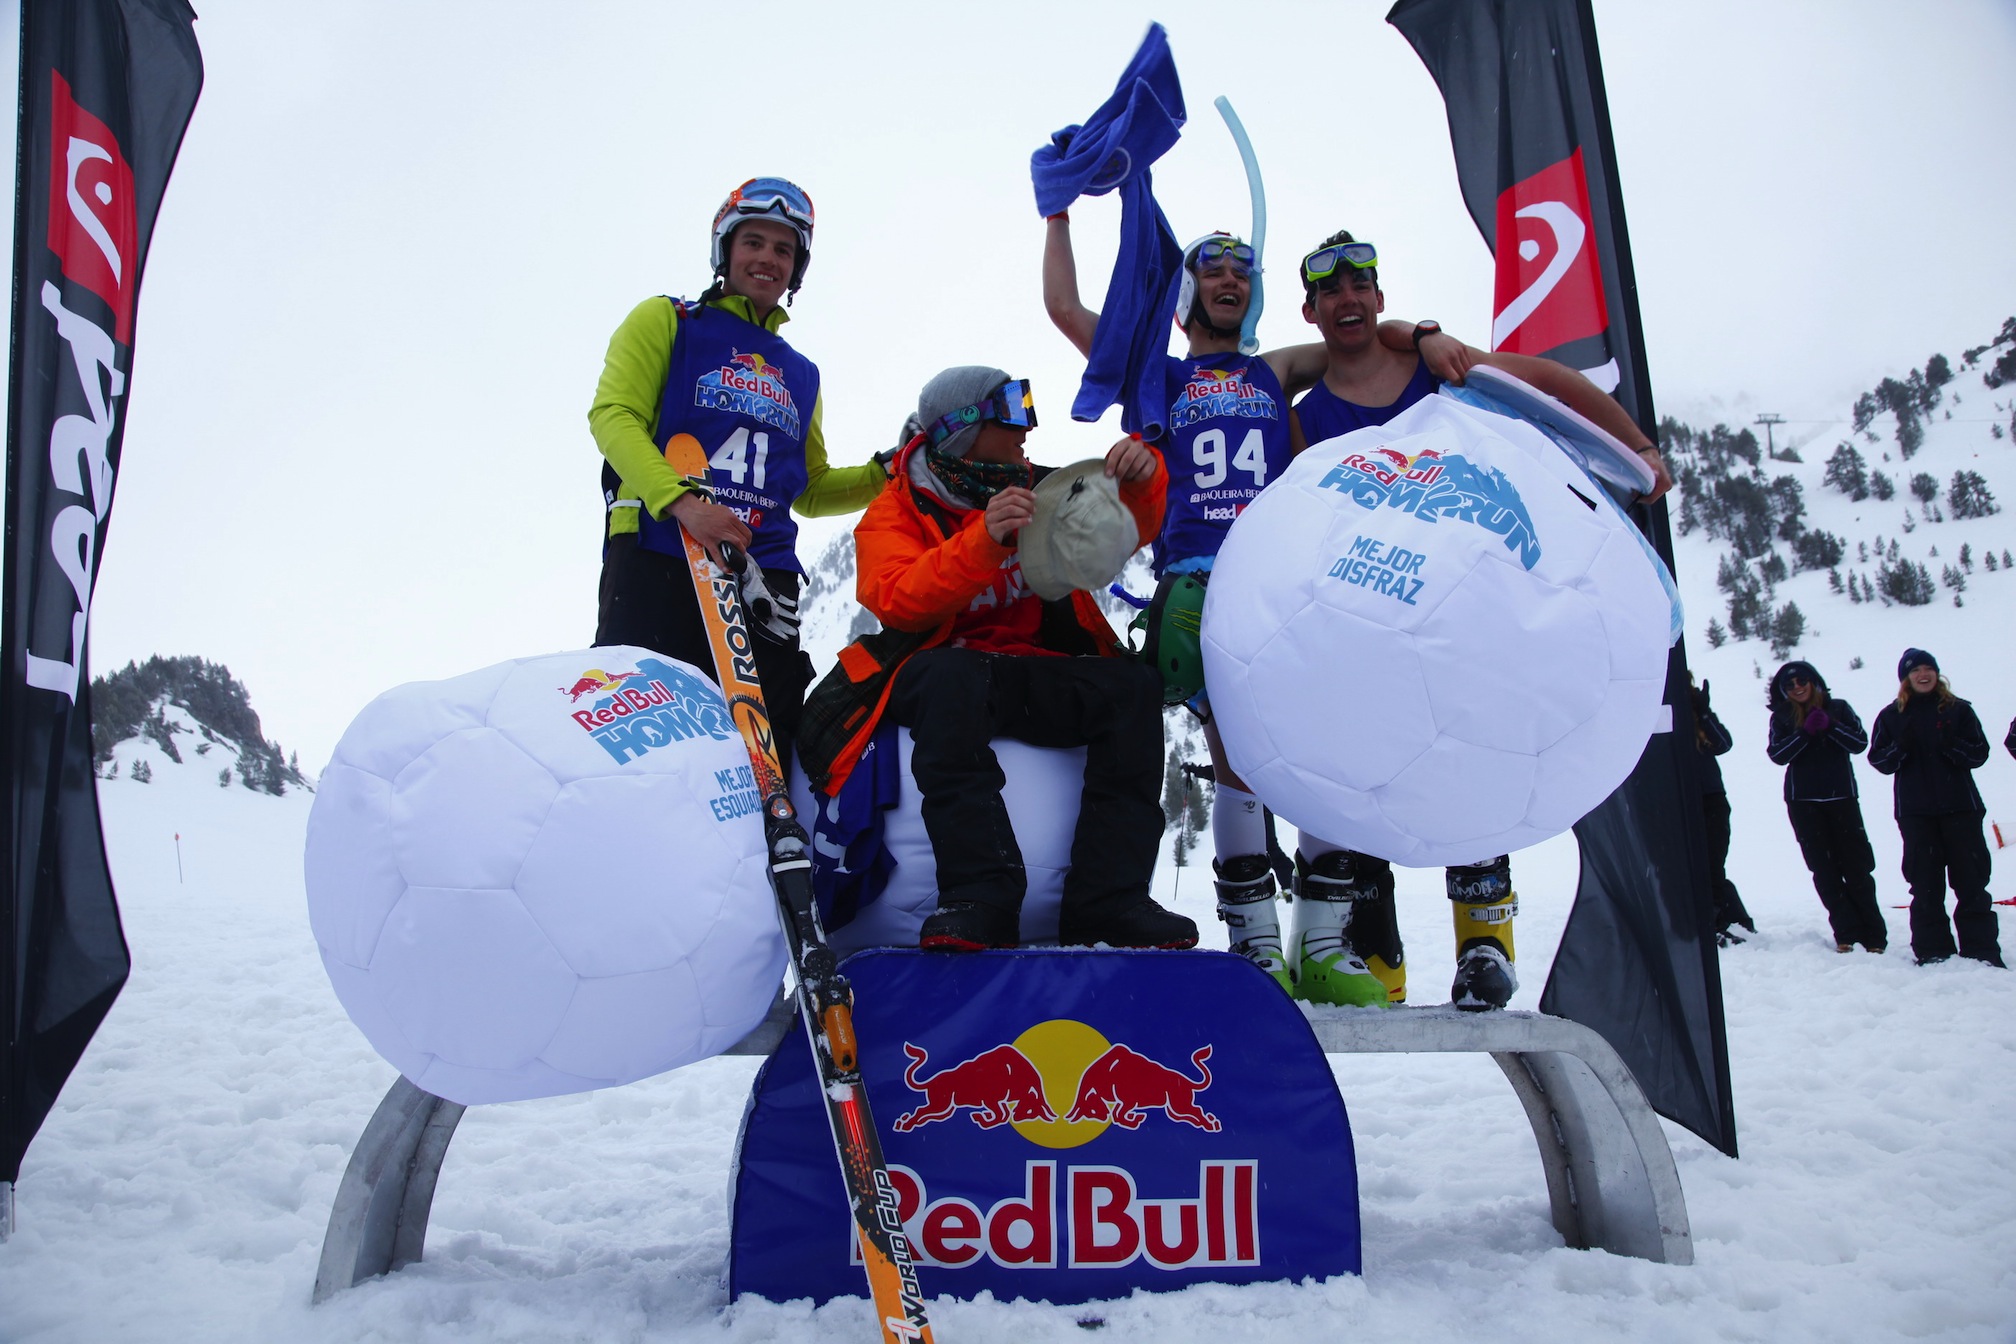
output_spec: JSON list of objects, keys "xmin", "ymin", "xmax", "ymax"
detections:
[{"xmin": 5, "ymin": 402, "xmax": 2016, "ymax": 1340}]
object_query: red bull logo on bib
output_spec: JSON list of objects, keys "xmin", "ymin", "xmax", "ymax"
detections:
[
  {"xmin": 728, "ymin": 949, "xmax": 1359, "ymax": 1305},
  {"xmin": 694, "ymin": 348, "xmax": 801, "ymax": 437},
  {"xmin": 1169, "ymin": 364, "xmax": 1278, "ymax": 429}
]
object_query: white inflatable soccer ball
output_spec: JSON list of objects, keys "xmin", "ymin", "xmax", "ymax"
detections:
[
  {"xmin": 792, "ymin": 730, "xmax": 1083, "ymax": 952},
  {"xmin": 306, "ymin": 648, "xmax": 785, "ymax": 1106},
  {"xmin": 1202, "ymin": 392, "xmax": 1670, "ymax": 867}
]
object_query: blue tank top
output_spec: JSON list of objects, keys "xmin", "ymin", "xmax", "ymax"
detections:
[
  {"xmin": 639, "ymin": 302, "xmax": 821, "ymax": 573},
  {"xmin": 1152, "ymin": 353, "xmax": 1294, "ymax": 574},
  {"xmin": 1294, "ymin": 359, "xmax": 1440, "ymax": 446}
]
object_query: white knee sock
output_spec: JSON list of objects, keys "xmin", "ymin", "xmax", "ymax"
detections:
[{"xmin": 1212, "ymin": 785, "xmax": 1268, "ymax": 860}]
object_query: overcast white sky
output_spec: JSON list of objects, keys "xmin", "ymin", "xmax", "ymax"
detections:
[{"xmin": 10, "ymin": 0, "xmax": 2016, "ymax": 769}]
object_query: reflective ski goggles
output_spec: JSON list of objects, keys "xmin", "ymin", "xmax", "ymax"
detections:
[
  {"xmin": 719, "ymin": 177, "xmax": 816, "ymax": 233},
  {"xmin": 925, "ymin": 378, "xmax": 1038, "ymax": 450},
  {"xmin": 1193, "ymin": 237, "xmax": 1255, "ymax": 274},
  {"xmin": 1300, "ymin": 241, "xmax": 1379, "ymax": 287}
]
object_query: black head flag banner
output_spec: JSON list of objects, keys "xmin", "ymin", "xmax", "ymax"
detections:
[
  {"xmin": 2, "ymin": 0, "xmax": 202, "ymax": 1214},
  {"xmin": 1388, "ymin": 0, "xmax": 1737, "ymax": 1156}
]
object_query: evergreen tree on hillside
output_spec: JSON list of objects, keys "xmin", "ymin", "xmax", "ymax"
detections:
[
  {"xmin": 1909, "ymin": 472, "xmax": 1939, "ymax": 506},
  {"xmin": 89, "ymin": 656, "xmax": 309, "ymax": 796},
  {"xmin": 1768, "ymin": 602, "xmax": 1805, "ymax": 659},
  {"xmin": 1876, "ymin": 558, "xmax": 1936, "ymax": 607},
  {"xmin": 1793, "ymin": 529, "xmax": 1845, "ymax": 573},
  {"xmin": 1947, "ymin": 471, "xmax": 1998, "ymax": 519},
  {"xmin": 1871, "ymin": 471, "xmax": 1896, "ymax": 501},
  {"xmin": 1823, "ymin": 443, "xmax": 1869, "ymax": 500}
]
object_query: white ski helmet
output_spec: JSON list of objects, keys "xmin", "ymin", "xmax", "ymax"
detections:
[
  {"xmin": 1174, "ymin": 231, "xmax": 1257, "ymax": 333},
  {"xmin": 710, "ymin": 176, "xmax": 815, "ymax": 293}
]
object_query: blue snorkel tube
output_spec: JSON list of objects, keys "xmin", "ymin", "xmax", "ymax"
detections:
[{"xmin": 1214, "ymin": 96, "xmax": 1266, "ymax": 356}]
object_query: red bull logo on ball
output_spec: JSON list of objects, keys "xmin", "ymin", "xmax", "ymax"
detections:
[
  {"xmin": 694, "ymin": 347, "xmax": 800, "ymax": 437},
  {"xmin": 557, "ymin": 656, "xmax": 736, "ymax": 764}
]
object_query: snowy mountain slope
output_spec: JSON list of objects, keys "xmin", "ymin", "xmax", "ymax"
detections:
[{"xmin": 2, "ymin": 704, "xmax": 2010, "ymax": 1341}]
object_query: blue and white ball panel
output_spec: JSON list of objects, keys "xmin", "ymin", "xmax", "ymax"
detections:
[
  {"xmin": 1201, "ymin": 395, "xmax": 1669, "ymax": 867},
  {"xmin": 306, "ymin": 647, "xmax": 785, "ymax": 1106}
]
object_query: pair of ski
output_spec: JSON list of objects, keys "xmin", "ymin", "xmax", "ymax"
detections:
[{"xmin": 664, "ymin": 433, "xmax": 935, "ymax": 1344}]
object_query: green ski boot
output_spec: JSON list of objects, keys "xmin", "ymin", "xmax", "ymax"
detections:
[{"xmin": 1288, "ymin": 850, "xmax": 1391, "ymax": 1007}]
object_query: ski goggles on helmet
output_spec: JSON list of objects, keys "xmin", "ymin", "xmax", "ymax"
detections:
[
  {"xmin": 924, "ymin": 378, "xmax": 1038, "ymax": 451},
  {"xmin": 1300, "ymin": 241, "xmax": 1379, "ymax": 288},
  {"xmin": 1192, "ymin": 237, "xmax": 1255, "ymax": 275},
  {"xmin": 717, "ymin": 177, "xmax": 816, "ymax": 235}
]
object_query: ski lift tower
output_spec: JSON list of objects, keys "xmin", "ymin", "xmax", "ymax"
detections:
[{"xmin": 1755, "ymin": 413, "xmax": 1785, "ymax": 460}]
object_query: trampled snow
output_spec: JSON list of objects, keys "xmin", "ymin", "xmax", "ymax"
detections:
[{"xmin": 4, "ymin": 406, "xmax": 2015, "ymax": 1340}]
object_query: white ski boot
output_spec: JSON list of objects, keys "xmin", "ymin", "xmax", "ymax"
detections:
[{"xmin": 1214, "ymin": 854, "xmax": 1290, "ymax": 992}]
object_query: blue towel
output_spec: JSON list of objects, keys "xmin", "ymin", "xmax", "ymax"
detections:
[
  {"xmin": 1031, "ymin": 24, "xmax": 1186, "ymax": 439},
  {"xmin": 807, "ymin": 721, "xmax": 903, "ymax": 930}
]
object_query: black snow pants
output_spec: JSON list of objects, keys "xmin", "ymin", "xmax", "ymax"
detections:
[
  {"xmin": 1898, "ymin": 811, "xmax": 2004, "ymax": 966},
  {"xmin": 1786, "ymin": 798, "xmax": 1887, "ymax": 950},
  {"xmin": 887, "ymin": 646, "xmax": 1164, "ymax": 926},
  {"xmin": 1703, "ymin": 792, "xmax": 1755, "ymax": 934},
  {"xmin": 594, "ymin": 533, "xmax": 812, "ymax": 777}
]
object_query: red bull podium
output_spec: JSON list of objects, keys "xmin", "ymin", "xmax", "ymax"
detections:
[{"xmin": 729, "ymin": 948, "xmax": 1358, "ymax": 1304}]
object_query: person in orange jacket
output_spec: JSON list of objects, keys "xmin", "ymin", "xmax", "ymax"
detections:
[{"xmin": 852, "ymin": 365, "xmax": 1193, "ymax": 952}]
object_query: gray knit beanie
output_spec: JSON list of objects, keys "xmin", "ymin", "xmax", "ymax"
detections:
[{"xmin": 914, "ymin": 365, "xmax": 1012, "ymax": 459}]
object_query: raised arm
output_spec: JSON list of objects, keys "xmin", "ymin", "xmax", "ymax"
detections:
[
  {"xmin": 1043, "ymin": 214, "xmax": 1099, "ymax": 358},
  {"xmin": 1422, "ymin": 334, "xmax": 1672, "ymax": 502}
]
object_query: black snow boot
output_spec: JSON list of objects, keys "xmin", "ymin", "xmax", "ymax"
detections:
[
  {"xmin": 1059, "ymin": 898, "xmax": 1198, "ymax": 950},
  {"xmin": 920, "ymin": 900, "xmax": 1021, "ymax": 952}
]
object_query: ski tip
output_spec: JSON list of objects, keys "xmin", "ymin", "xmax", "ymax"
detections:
[{"xmin": 663, "ymin": 431, "xmax": 703, "ymax": 463}]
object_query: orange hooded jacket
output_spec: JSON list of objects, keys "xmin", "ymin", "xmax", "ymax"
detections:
[{"xmin": 812, "ymin": 439, "xmax": 1166, "ymax": 793}]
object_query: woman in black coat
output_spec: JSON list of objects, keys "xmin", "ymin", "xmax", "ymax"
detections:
[
  {"xmin": 1868, "ymin": 649, "xmax": 2005, "ymax": 968},
  {"xmin": 1766, "ymin": 660, "xmax": 1887, "ymax": 953}
]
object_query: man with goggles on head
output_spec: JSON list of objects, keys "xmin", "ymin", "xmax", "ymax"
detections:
[
  {"xmin": 1042, "ymin": 213, "xmax": 1439, "ymax": 998},
  {"xmin": 588, "ymin": 176, "xmax": 889, "ymax": 775},
  {"xmin": 827, "ymin": 365, "xmax": 1190, "ymax": 953},
  {"xmin": 1283, "ymin": 228, "xmax": 1674, "ymax": 1016}
]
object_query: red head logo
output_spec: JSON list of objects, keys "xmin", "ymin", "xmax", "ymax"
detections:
[
  {"xmin": 46, "ymin": 72, "xmax": 137, "ymax": 343},
  {"xmin": 1490, "ymin": 147, "xmax": 1608, "ymax": 359}
]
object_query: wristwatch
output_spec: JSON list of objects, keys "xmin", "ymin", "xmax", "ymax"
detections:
[{"xmin": 1411, "ymin": 320, "xmax": 1443, "ymax": 350}]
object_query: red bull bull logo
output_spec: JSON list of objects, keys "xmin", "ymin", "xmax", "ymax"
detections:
[
  {"xmin": 558, "ymin": 667, "xmax": 639, "ymax": 703},
  {"xmin": 892, "ymin": 1019, "xmax": 1217, "ymax": 1144}
]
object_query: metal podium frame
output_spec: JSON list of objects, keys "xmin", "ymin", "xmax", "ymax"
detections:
[{"xmin": 312, "ymin": 997, "xmax": 1689, "ymax": 1301}]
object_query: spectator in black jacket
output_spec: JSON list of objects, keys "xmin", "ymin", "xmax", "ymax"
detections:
[
  {"xmin": 1690, "ymin": 674, "xmax": 1754, "ymax": 944},
  {"xmin": 1868, "ymin": 649, "xmax": 2005, "ymax": 968},
  {"xmin": 1767, "ymin": 661, "xmax": 1887, "ymax": 953}
]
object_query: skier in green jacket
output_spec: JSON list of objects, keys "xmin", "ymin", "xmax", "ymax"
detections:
[{"xmin": 588, "ymin": 177, "xmax": 886, "ymax": 773}]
